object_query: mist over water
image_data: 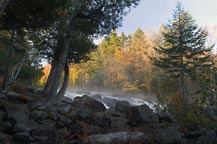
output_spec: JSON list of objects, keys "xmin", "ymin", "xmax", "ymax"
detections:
[{"xmin": 65, "ymin": 89, "xmax": 157, "ymax": 109}]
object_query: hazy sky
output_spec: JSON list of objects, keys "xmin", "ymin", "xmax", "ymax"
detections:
[{"xmin": 117, "ymin": 0, "xmax": 217, "ymax": 35}]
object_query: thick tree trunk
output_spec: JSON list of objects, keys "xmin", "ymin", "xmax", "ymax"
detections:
[
  {"xmin": 56, "ymin": 61, "xmax": 69, "ymax": 101},
  {"xmin": 42, "ymin": 37, "xmax": 70, "ymax": 105},
  {"xmin": 2, "ymin": 28, "xmax": 15, "ymax": 90},
  {"xmin": 42, "ymin": 56, "xmax": 59, "ymax": 95}
]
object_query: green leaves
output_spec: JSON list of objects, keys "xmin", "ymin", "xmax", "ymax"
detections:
[{"xmin": 154, "ymin": 2, "xmax": 212, "ymax": 78}]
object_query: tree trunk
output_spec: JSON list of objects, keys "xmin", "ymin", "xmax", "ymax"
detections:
[
  {"xmin": 42, "ymin": 56, "xmax": 59, "ymax": 95},
  {"xmin": 2, "ymin": 28, "xmax": 15, "ymax": 90},
  {"xmin": 56, "ymin": 61, "xmax": 69, "ymax": 101},
  {"xmin": 42, "ymin": 37, "xmax": 70, "ymax": 105}
]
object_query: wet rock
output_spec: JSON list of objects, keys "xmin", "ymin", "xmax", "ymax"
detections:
[
  {"xmin": 74, "ymin": 109, "xmax": 96, "ymax": 124},
  {"xmin": 72, "ymin": 95, "xmax": 106, "ymax": 112},
  {"xmin": 0, "ymin": 111, "xmax": 6, "ymax": 121},
  {"xmin": 0, "ymin": 121, "xmax": 13, "ymax": 132},
  {"xmin": 101, "ymin": 97, "xmax": 119, "ymax": 108},
  {"xmin": 158, "ymin": 112, "xmax": 176, "ymax": 123},
  {"xmin": 69, "ymin": 122, "xmax": 83, "ymax": 134},
  {"xmin": 128, "ymin": 104, "xmax": 158, "ymax": 125},
  {"xmin": 14, "ymin": 132, "xmax": 32, "ymax": 143},
  {"xmin": 96, "ymin": 109, "xmax": 130, "ymax": 132},
  {"xmin": 84, "ymin": 132, "xmax": 146, "ymax": 144},
  {"xmin": 31, "ymin": 120, "xmax": 55, "ymax": 137},
  {"xmin": 32, "ymin": 135, "xmax": 50, "ymax": 144},
  {"xmin": 0, "ymin": 132, "xmax": 11, "ymax": 144},
  {"xmin": 110, "ymin": 117, "xmax": 130, "ymax": 132},
  {"xmin": 58, "ymin": 115, "xmax": 72, "ymax": 126},
  {"xmin": 5, "ymin": 103, "xmax": 29, "ymax": 113},
  {"xmin": 7, "ymin": 111, "xmax": 29, "ymax": 124},
  {"xmin": 114, "ymin": 101, "xmax": 131, "ymax": 116},
  {"xmin": 55, "ymin": 103, "xmax": 72, "ymax": 115},
  {"xmin": 157, "ymin": 127, "xmax": 181, "ymax": 144},
  {"xmin": 13, "ymin": 120, "xmax": 39, "ymax": 133},
  {"xmin": 92, "ymin": 94, "xmax": 102, "ymax": 100},
  {"xmin": 0, "ymin": 93, "xmax": 6, "ymax": 99},
  {"xmin": 60, "ymin": 96, "xmax": 73, "ymax": 104}
]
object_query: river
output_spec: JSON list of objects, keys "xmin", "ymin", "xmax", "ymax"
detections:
[{"xmin": 65, "ymin": 90, "xmax": 157, "ymax": 109}]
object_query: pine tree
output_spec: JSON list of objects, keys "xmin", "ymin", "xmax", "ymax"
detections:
[{"xmin": 153, "ymin": 2, "xmax": 212, "ymax": 105}]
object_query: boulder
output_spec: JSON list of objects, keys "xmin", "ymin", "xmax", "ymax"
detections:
[
  {"xmin": 72, "ymin": 95, "xmax": 106, "ymax": 112},
  {"xmin": 14, "ymin": 132, "xmax": 32, "ymax": 143},
  {"xmin": 7, "ymin": 111, "xmax": 29, "ymax": 124},
  {"xmin": 114, "ymin": 101, "xmax": 131, "ymax": 116},
  {"xmin": 96, "ymin": 109, "xmax": 130, "ymax": 132},
  {"xmin": 7, "ymin": 111, "xmax": 39, "ymax": 133},
  {"xmin": 0, "ymin": 111, "xmax": 6, "ymax": 122},
  {"xmin": 4, "ymin": 103, "xmax": 29, "ymax": 114},
  {"xmin": 158, "ymin": 112, "xmax": 176, "ymax": 123},
  {"xmin": 84, "ymin": 132, "xmax": 146, "ymax": 144},
  {"xmin": 128, "ymin": 104, "xmax": 158, "ymax": 125},
  {"xmin": 0, "ymin": 121, "xmax": 13, "ymax": 132},
  {"xmin": 0, "ymin": 132, "xmax": 11, "ymax": 144},
  {"xmin": 13, "ymin": 120, "xmax": 39, "ymax": 133},
  {"xmin": 60, "ymin": 96, "xmax": 73, "ymax": 104},
  {"xmin": 92, "ymin": 94, "xmax": 102, "ymax": 100},
  {"xmin": 157, "ymin": 127, "xmax": 181, "ymax": 144},
  {"xmin": 55, "ymin": 103, "xmax": 72, "ymax": 115},
  {"xmin": 30, "ymin": 120, "xmax": 56, "ymax": 143},
  {"xmin": 101, "ymin": 97, "xmax": 120, "ymax": 108},
  {"xmin": 73, "ymin": 109, "xmax": 96, "ymax": 124}
]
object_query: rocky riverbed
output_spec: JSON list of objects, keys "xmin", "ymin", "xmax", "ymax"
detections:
[{"xmin": 0, "ymin": 91, "xmax": 217, "ymax": 144}]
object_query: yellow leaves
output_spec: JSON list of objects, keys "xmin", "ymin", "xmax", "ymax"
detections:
[{"xmin": 38, "ymin": 64, "xmax": 51, "ymax": 86}]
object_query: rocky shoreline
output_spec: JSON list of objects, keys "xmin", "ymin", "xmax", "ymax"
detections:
[{"xmin": 0, "ymin": 91, "xmax": 217, "ymax": 144}]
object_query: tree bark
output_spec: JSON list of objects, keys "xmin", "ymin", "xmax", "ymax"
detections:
[
  {"xmin": 2, "ymin": 28, "xmax": 15, "ymax": 90},
  {"xmin": 56, "ymin": 61, "xmax": 69, "ymax": 101},
  {"xmin": 42, "ymin": 37, "xmax": 70, "ymax": 105},
  {"xmin": 42, "ymin": 55, "xmax": 59, "ymax": 95}
]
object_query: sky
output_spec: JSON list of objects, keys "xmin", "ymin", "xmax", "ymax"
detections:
[{"xmin": 117, "ymin": 0, "xmax": 217, "ymax": 35}]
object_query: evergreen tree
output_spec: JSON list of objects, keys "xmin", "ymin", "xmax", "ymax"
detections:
[{"xmin": 153, "ymin": 2, "xmax": 212, "ymax": 105}]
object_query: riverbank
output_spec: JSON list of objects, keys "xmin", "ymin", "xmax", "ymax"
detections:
[{"xmin": 0, "ymin": 89, "xmax": 217, "ymax": 144}]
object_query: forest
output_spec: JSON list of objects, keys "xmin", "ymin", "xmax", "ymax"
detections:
[{"xmin": 0, "ymin": 0, "xmax": 217, "ymax": 144}]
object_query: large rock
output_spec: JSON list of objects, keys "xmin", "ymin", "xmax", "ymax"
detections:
[
  {"xmin": 13, "ymin": 120, "xmax": 39, "ymax": 133},
  {"xmin": 72, "ymin": 95, "xmax": 106, "ymax": 112},
  {"xmin": 60, "ymin": 96, "xmax": 73, "ymax": 104},
  {"xmin": 84, "ymin": 132, "xmax": 146, "ymax": 144},
  {"xmin": 101, "ymin": 97, "xmax": 120, "ymax": 108},
  {"xmin": 96, "ymin": 109, "xmax": 130, "ymax": 132},
  {"xmin": 14, "ymin": 132, "xmax": 32, "ymax": 144},
  {"xmin": 31, "ymin": 120, "xmax": 56, "ymax": 143},
  {"xmin": 157, "ymin": 127, "xmax": 181, "ymax": 144},
  {"xmin": 7, "ymin": 111, "xmax": 39, "ymax": 132},
  {"xmin": 0, "ymin": 132, "xmax": 11, "ymax": 144},
  {"xmin": 55, "ymin": 103, "xmax": 72, "ymax": 115},
  {"xmin": 158, "ymin": 112, "xmax": 176, "ymax": 123},
  {"xmin": 127, "ymin": 104, "xmax": 158, "ymax": 125},
  {"xmin": 0, "ymin": 121, "xmax": 13, "ymax": 132},
  {"xmin": 114, "ymin": 101, "xmax": 131, "ymax": 116}
]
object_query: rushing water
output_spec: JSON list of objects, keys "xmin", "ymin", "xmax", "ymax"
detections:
[{"xmin": 65, "ymin": 90, "xmax": 157, "ymax": 109}]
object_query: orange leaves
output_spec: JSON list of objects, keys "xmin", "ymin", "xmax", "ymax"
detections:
[{"xmin": 39, "ymin": 64, "xmax": 51, "ymax": 86}]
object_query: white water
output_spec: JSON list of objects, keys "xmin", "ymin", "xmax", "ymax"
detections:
[{"xmin": 65, "ymin": 90, "xmax": 157, "ymax": 109}]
